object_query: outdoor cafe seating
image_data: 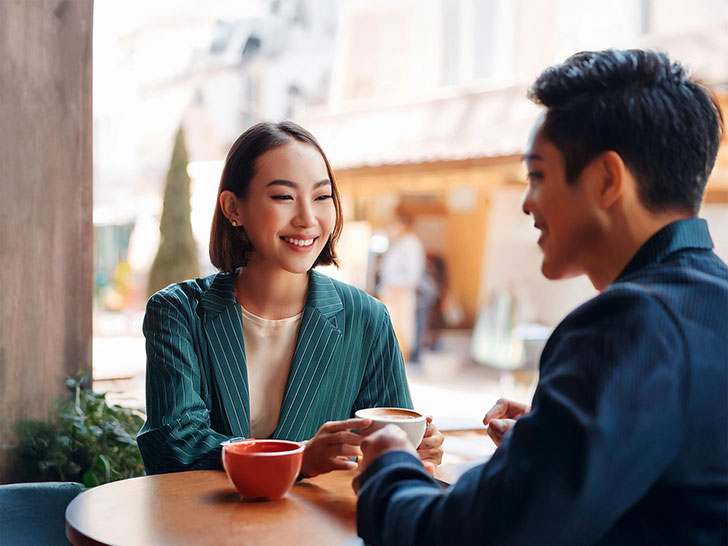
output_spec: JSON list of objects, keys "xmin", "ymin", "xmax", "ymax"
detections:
[{"xmin": 0, "ymin": 481, "xmax": 84, "ymax": 545}]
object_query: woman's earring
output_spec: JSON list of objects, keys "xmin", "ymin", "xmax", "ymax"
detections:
[{"xmin": 230, "ymin": 219, "xmax": 238, "ymax": 227}]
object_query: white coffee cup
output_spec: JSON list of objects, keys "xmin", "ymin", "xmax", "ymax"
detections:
[{"xmin": 355, "ymin": 407, "xmax": 427, "ymax": 447}]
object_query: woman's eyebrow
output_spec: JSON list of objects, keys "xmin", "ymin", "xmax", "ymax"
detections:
[
  {"xmin": 266, "ymin": 179, "xmax": 296, "ymax": 188},
  {"xmin": 314, "ymin": 179, "xmax": 332, "ymax": 189},
  {"xmin": 266, "ymin": 179, "xmax": 331, "ymax": 188}
]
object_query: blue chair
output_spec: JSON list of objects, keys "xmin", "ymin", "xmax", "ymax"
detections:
[{"xmin": 0, "ymin": 481, "xmax": 85, "ymax": 545}]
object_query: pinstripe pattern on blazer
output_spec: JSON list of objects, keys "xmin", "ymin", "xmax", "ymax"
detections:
[{"xmin": 138, "ymin": 269, "xmax": 412, "ymax": 474}]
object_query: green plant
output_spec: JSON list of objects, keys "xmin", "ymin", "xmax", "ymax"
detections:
[{"xmin": 14, "ymin": 374, "xmax": 146, "ymax": 487}]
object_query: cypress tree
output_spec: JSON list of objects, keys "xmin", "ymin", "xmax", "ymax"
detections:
[{"xmin": 147, "ymin": 126, "xmax": 200, "ymax": 297}]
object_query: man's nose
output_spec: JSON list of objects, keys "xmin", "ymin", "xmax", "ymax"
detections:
[{"xmin": 520, "ymin": 187, "xmax": 533, "ymax": 216}]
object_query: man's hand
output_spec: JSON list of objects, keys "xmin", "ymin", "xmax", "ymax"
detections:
[
  {"xmin": 417, "ymin": 416, "xmax": 444, "ymax": 475},
  {"xmin": 482, "ymin": 398, "xmax": 531, "ymax": 447},
  {"xmin": 301, "ymin": 418, "xmax": 371, "ymax": 478},
  {"xmin": 353, "ymin": 425, "xmax": 417, "ymax": 494}
]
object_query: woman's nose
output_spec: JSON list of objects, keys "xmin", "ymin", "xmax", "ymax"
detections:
[{"xmin": 293, "ymin": 200, "xmax": 316, "ymax": 227}]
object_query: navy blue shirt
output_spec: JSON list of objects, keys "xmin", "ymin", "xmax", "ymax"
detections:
[{"xmin": 357, "ymin": 218, "xmax": 728, "ymax": 546}]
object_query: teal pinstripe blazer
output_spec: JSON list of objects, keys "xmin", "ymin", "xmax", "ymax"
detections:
[{"xmin": 137, "ymin": 269, "xmax": 413, "ymax": 474}]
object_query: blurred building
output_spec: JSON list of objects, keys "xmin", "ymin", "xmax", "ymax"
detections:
[
  {"xmin": 297, "ymin": 0, "xmax": 728, "ymax": 327},
  {"xmin": 93, "ymin": 0, "xmax": 338, "ymax": 309},
  {"xmin": 93, "ymin": 0, "xmax": 728, "ymax": 329}
]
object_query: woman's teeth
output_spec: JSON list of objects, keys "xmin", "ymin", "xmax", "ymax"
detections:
[{"xmin": 283, "ymin": 237, "xmax": 314, "ymax": 247}]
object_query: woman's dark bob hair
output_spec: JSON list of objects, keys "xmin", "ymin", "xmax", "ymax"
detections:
[{"xmin": 209, "ymin": 121, "xmax": 343, "ymax": 272}]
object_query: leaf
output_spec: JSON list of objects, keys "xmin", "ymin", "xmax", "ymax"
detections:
[
  {"xmin": 14, "ymin": 371, "xmax": 148, "ymax": 486},
  {"xmin": 88, "ymin": 425, "xmax": 104, "ymax": 436},
  {"xmin": 94, "ymin": 454, "xmax": 112, "ymax": 483},
  {"xmin": 82, "ymin": 468, "xmax": 100, "ymax": 488}
]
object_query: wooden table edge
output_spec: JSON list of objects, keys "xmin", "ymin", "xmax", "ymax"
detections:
[{"xmin": 67, "ymin": 518, "xmax": 109, "ymax": 546}]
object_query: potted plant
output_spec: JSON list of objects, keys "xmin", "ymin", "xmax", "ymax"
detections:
[{"xmin": 14, "ymin": 374, "xmax": 145, "ymax": 486}]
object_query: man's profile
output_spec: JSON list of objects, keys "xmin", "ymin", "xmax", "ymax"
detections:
[{"xmin": 355, "ymin": 49, "xmax": 727, "ymax": 546}]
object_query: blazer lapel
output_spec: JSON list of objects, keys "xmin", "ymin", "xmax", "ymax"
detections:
[
  {"xmin": 200, "ymin": 273, "xmax": 250, "ymax": 438},
  {"xmin": 274, "ymin": 270, "xmax": 344, "ymax": 439}
]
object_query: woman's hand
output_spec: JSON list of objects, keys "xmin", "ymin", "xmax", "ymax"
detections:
[
  {"xmin": 301, "ymin": 418, "xmax": 371, "ymax": 478},
  {"xmin": 417, "ymin": 416, "xmax": 444, "ymax": 475}
]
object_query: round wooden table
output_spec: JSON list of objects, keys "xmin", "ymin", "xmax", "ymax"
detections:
[{"xmin": 65, "ymin": 469, "xmax": 362, "ymax": 546}]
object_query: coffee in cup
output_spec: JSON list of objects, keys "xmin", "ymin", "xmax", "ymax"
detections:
[{"xmin": 355, "ymin": 407, "xmax": 427, "ymax": 447}]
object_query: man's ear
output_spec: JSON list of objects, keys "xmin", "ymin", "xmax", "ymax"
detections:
[{"xmin": 596, "ymin": 150, "xmax": 628, "ymax": 209}]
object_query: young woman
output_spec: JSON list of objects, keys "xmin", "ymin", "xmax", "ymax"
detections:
[{"xmin": 138, "ymin": 121, "xmax": 443, "ymax": 477}]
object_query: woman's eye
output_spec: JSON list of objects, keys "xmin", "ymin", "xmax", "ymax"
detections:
[
  {"xmin": 271, "ymin": 195, "xmax": 293, "ymax": 201},
  {"xmin": 315, "ymin": 194, "xmax": 333, "ymax": 201}
]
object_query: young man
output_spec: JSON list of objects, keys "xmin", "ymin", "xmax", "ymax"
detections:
[{"xmin": 355, "ymin": 49, "xmax": 727, "ymax": 546}]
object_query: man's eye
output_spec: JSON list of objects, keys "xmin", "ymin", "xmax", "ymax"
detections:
[
  {"xmin": 527, "ymin": 172, "xmax": 543, "ymax": 184},
  {"xmin": 271, "ymin": 195, "xmax": 293, "ymax": 200}
]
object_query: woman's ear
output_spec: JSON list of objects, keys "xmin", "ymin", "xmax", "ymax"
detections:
[{"xmin": 219, "ymin": 190, "xmax": 241, "ymax": 224}]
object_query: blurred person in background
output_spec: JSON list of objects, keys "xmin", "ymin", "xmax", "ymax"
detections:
[
  {"xmin": 138, "ymin": 121, "xmax": 443, "ymax": 478},
  {"xmin": 411, "ymin": 255, "xmax": 448, "ymax": 362},
  {"xmin": 377, "ymin": 205, "xmax": 426, "ymax": 362},
  {"xmin": 355, "ymin": 49, "xmax": 727, "ymax": 545}
]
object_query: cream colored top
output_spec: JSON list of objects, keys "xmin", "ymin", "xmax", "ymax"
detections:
[{"xmin": 241, "ymin": 305, "xmax": 303, "ymax": 439}]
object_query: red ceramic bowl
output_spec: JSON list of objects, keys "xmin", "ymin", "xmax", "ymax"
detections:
[{"xmin": 221, "ymin": 439, "xmax": 305, "ymax": 501}]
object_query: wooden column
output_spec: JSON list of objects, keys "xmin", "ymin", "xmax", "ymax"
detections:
[{"xmin": 0, "ymin": 0, "xmax": 93, "ymax": 482}]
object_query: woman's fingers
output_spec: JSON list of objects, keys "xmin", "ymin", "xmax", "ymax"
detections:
[
  {"xmin": 417, "ymin": 421, "xmax": 444, "ymax": 468},
  {"xmin": 311, "ymin": 416, "xmax": 456, "ymax": 476},
  {"xmin": 422, "ymin": 461, "xmax": 437, "ymax": 476},
  {"xmin": 417, "ymin": 436, "xmax": 442, "ymax": 451},
  {"xmin": 338, "ymin": 444, "xmax": 363, "ymax": 458},
  {"xmin": 325, "ymin": 430, "xmax": 365, "ymax": 447},
  {"xmin": 326, "ymin": 458, "xmax": 358, "ymax": 472},
  {"xmin": 418, "ymin": 447, "xmax": 443, "ymax": 465},
  {"xmin": 422, "ymin": 416, "xmax": 435, "ymax": 437},
  {"xmin": 321, "ymin": 418, "xmax": 371, "ymax": 433}
]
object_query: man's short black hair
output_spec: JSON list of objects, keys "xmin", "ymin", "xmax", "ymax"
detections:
[{"xmin": 528, "ymin": 49, "xmax": 724, "ymax": 214}]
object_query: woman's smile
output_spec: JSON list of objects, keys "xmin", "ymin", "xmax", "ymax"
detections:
[{"xmin": 281, "ymin": 235, "xmax": 318, "ymax": 250}]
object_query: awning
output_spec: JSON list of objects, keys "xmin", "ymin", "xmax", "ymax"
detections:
[{"xmin": 297, "ymin": 85, "xmax": 541, "ymax": 170}]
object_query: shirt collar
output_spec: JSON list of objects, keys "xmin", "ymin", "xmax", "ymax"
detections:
[
  {"xmin": 616, "ymin": 217, "xmax": 714, "ymax": 281},
  {"xmin": 200, "ymin": 268, "xmax": 343, "ymax": 320}
]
